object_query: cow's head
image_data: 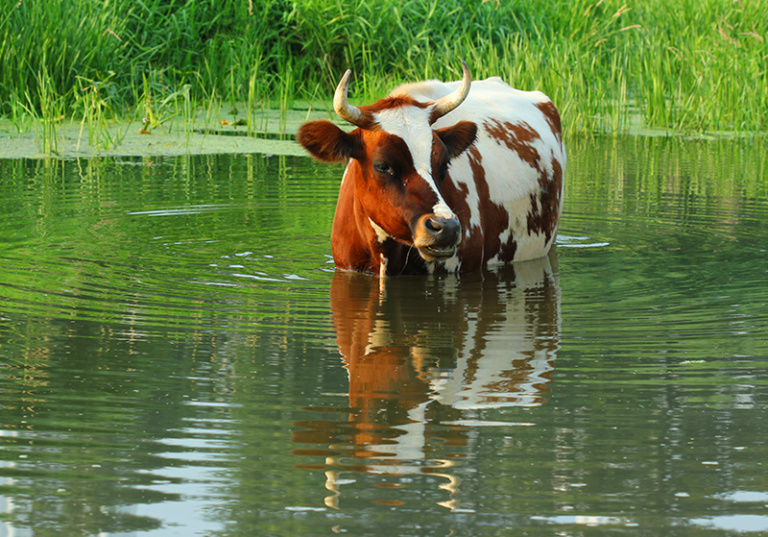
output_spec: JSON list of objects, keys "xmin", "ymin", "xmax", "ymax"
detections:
[{"xmin": 298, "ymin": 62, "xmax": 477, "ymax": 264}]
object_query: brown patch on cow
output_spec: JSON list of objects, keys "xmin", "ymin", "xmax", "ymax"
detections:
[
  {"xmin": 331, "ymin": 161, "xmax": 380, "ymax": 274},
  {"xmin": 427, "ymin": 104, "xmax": 467, "ymax": 126},
  {"xmin": 467, "ymin": 147, "xmax": 509, "ymax": 264},
  {"xmin": 363, "ymin": 95, "xmax": 429, "ymax": 117},
  {"xmin": 498, "ymin": 231, "xmax": 518, "ymax": 263},
  {"xmin": 484, "ymin": 119, "xmax": 542, "ymax": 173},
  {"xmin": 442, "ymin": 173, "xmax": 483, "ymax": 272},
  {"xmin": 428, "ymin": 107, "xmax": 442, "ymax": 125},
  {"xmin": 526, "ymin": 154, "xmax": 563, "ymax": 244},
  {"xmin": 535, "ymin": 101, "xmax": 563, "ymax": 142},
  {"xmin": 529, "ymin": 103, "xmax": 564, "ymax": 245}
]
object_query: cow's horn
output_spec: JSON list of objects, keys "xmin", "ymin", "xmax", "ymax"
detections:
[
  {"xmin": 431, "ymin": 60, "xmax": 472, "ymax": 122},
  {"xmin": 333, "ymin": 69, "xmax": 368, "ymax": 127}
]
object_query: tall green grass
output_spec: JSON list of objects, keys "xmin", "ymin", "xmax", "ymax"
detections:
[{"xmin": 1, "ymin": 0, "xmax": 766, "ymax": 141}]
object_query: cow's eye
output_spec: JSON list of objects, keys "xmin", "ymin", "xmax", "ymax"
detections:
[
  {"xmin": 435, "ymin": 161, "xmax": 449, "ymax": 181},
  {"xmin": 373, "ymin": 161, "xmax": 394, "ymax": 177}
]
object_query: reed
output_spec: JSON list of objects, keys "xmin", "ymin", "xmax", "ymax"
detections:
[
  {"xmin": 1, "ymin": 0, "xmax": 766, "ymax": 147},
  {"xmin": 73, "ymin": 73, "xmax": 133, "ymax": 151},
  {"xmin": 19, "ymin": 63, "xmax": 67, "ymax": 154}
]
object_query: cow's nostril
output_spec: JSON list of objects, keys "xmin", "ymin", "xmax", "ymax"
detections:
[
  {"xmin": 425, "ymin": 217, "xmax": 443, "ymax": 233},
  {"xmin": 423, "ymin": 216, "xmax": 460, "ymax": 243}
]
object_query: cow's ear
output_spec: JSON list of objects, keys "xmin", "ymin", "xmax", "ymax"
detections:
[
  {"xmin": 436, "ymin": 121, "xmax": 477, "ymax": 159},
  {"xmin": 297, "ymin": 121, "xmax": 363, "ymax": 162}
]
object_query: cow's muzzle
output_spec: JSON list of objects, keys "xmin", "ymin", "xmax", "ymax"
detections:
[{"xmin": 413, "ymin": 214, "xmax": 461, "ymax": 262}]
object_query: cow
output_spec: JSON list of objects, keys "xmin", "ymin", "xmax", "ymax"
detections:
[{"xmin": 297, "ymin": 61, "xmax": 565, "ymax": 276}]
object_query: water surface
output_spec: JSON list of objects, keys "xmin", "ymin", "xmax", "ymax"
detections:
[{"xmin": 1, "ymin": 137, "xmax": 767, "ymax": 536}]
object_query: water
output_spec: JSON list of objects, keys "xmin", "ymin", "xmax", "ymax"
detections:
[{"xmin": 1, "ymin": 137, "xmax": 767, "ymax": 536}]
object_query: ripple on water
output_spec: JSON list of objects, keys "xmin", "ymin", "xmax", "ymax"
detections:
[{"xmin": 0, "ymin": 157, "xmax": 338, "ymax": 334}]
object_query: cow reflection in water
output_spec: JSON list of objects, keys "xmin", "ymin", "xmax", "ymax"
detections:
[{"xmin": 292, "ymin": 255, "xmax": 561, "ymax": 509}]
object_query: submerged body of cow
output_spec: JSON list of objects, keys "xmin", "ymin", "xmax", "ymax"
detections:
[{"xmin": 298, "ymin": 61, "xmax": 565, "ymax": 276}]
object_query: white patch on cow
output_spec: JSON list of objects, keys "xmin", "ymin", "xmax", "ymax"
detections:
[
  {"xmin": 514, "ymin": 231, "xmax": 549, "ymax": 262},
  {"xmin": 373, "ymin": 106, "xmax": 456, "ymax": 219},
  {"xmin": 369, "ymin": 218, "xmax": 390, "ymax": 243},
  {"xmin": 432, "ymin": 203, "xmax": 453, "ymax": 220}
]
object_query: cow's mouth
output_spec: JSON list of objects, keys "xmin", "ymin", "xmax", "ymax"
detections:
[
  {"xmin": 412, "ymin": 213, "xmax": 461, "ymax": 262},
  {"xmin": 418, "ymin": 244, "xmax": 457, "ymax": 262}
]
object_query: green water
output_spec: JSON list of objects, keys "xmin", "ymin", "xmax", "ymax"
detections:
[{"xmin": 1, "ymin": 137, "xmax": 767, "ymax": 536}]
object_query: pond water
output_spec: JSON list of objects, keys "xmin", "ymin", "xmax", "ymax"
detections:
[{"xmin": 1, "ymin": 136, "xmax": 767, "ymax": 536}]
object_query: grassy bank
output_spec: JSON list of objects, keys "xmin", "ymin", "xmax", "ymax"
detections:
[{"xmin": 1, "ymin": 0, "xmax": 766, "ymax": 144}]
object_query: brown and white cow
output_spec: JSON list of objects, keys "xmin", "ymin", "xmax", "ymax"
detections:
[{"xmin": 298, "ymin": 61, "xmax": 565, "ymax": 276}]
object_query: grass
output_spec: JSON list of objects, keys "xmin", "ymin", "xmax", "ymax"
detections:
[{"xmin": 1, "ymin": 0, "xmax": 767, "ymax": 152}]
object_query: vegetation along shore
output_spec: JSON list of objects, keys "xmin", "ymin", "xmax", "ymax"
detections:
[{"xmin": 1, "ymin": 0, "xmax": 766, "ymax": 154}]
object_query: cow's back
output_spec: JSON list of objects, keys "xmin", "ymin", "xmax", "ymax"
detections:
[{"xmin": 392, "ymin": 77, "xmax": 566, "ymax": 271}]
